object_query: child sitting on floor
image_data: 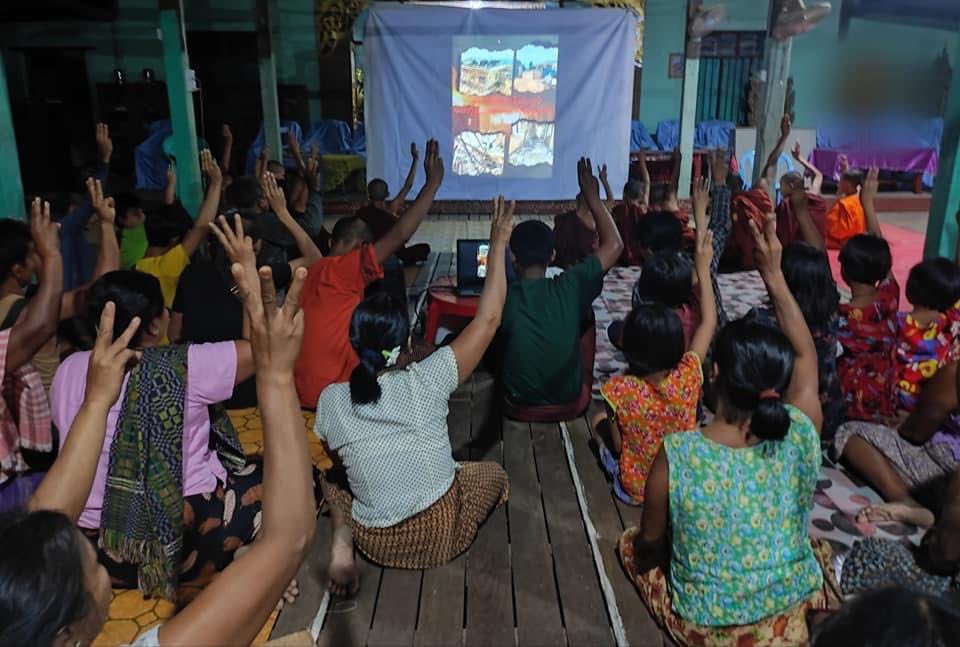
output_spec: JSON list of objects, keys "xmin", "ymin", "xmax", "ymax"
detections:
[
  {"xmin": 607, "ymin": 251, "xmax": 700, "ymax": 351},
  {"xmin": 836, "ymin": 168, "xmax": 900, "ymax": 423},
  {"xmin": 592, "ymin": 226, "xmax": 716, "ymax": 505},
  {"xmin": 895, "ymin": 257, "xmax": 960, "ymax": 411}
]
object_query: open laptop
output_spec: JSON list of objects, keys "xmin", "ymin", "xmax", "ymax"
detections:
[{"xmin": 456, "ymin": 239, "xmax": 490, "ymax": 296}]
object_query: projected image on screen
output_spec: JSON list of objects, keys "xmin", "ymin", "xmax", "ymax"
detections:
[{"xmin": 452, "ymin": 35, "xmax": 558, "ymax": 179}]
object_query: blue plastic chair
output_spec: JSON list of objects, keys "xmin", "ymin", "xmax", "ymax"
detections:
[{"xmin": 244, "ymin": 120, "xmax": 305, "ymax": 175}]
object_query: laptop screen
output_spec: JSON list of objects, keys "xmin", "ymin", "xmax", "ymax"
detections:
[{"xmin": 457, "ymin": 239, "xmax": 489, "ymax": 290}]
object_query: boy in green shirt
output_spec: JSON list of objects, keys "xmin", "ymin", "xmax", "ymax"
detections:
[
  {"xmin": 114, "ymin": 192, "xmax": 147, "ymax": 269},
  {"xmin": 500, "ymin": 159, "xmax": 623, "ymax": 405}
]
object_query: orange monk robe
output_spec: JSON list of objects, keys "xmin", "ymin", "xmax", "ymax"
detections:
[{"xmin": 825, "ymin": 194, "xmax": 866, "ymax": 250}]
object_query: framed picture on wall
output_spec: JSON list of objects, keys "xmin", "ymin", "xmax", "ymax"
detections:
[{"xmin": 668, "ymin": 53, "xmax": 684, "ymax": 78}]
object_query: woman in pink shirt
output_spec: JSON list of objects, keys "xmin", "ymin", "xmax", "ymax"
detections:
[{"xmin": 50, "ymin": 270, "xmax": 257, "ymax": 594}]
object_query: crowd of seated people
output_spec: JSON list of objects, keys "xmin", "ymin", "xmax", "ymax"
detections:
[{"xmin": 1, "ymin": 111, "xmax": 960, "ymax": 647}]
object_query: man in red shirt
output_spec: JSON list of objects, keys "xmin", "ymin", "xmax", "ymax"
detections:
[{"xmin": 294, "ymin": 139, "xmax": 444, "ymax": 408}]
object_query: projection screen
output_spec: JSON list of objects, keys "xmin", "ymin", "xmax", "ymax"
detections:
[{"xmin": 364, "ymin": 5, "xmax": 636, "ymax": 200}]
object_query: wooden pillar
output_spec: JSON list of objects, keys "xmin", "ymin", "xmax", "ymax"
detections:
[
  {"xmin": 0, "ymin": 54, "xmax": 25, "ymax": 221},
  {"xmin": 257, "ymin": 0, "xmax": 283, "ymax": 160},
  {"xmin": 924, "ymin": 42, "xmax": 960, "ymax": 259},
  {"xmin": 752, "ymin": 0, "xmax": 790, "ymax": 199},
  {"xmin": 158, "ymin": 0, "xmax": 202, "ymax": 217}
]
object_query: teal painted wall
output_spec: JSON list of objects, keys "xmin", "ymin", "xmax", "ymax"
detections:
[
  {"xmin": 638, "ymin": 1, "xmax": 959, "ymax": 129},
  {"xmin": 0, "ymin": 0, "xmax": 322, "ymax": 122}
]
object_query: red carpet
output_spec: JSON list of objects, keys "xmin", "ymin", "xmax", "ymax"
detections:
[{"xmin": 828, "ymin": 223, "xmax": 925, "ymax": 307}]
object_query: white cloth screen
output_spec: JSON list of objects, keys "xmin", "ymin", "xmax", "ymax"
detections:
[{"xmin": 364, "ymin": 5, "xmax": 636, "ymax": 200}]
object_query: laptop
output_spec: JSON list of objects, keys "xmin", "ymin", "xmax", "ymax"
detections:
[{"xmin": 456, "ymin": 239, "xmax": 490, "ymax": 296}]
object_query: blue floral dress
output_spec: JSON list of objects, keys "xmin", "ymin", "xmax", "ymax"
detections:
[{"xmin": 663, "ymin": 405, "xmax": 823, "ymax": 626}]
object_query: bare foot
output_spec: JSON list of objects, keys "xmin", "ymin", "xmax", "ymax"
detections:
[
  {"xmin": 856, "ymin": 501, "xmax": 935, "ymax": 528},
  {"xmin": 275, "ymin": 579, "xmax": 300, "ymax": 611},
  {"xmin": 328, "ymin": 528, "xmax": 359, "ymax": 598}
]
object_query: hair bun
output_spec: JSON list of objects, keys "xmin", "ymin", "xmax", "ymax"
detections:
[{"xmin": 751, "ymin": 398, "xmax": 790, "ymax": 441}]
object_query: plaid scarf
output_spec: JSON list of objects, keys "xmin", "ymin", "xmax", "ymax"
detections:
[{"xmin": 100, "ymin": 344, "xmax": 244, "ymax": 600}]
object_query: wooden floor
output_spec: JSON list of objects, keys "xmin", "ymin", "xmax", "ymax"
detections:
[{"xmin": 272, "ymin": 372, "xmax": 671, "ymax": 646}]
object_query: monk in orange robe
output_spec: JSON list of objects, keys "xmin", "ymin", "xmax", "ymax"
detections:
[{"xmin": 825, "ymin": 169, "xmax": 867, "ymax": 249}]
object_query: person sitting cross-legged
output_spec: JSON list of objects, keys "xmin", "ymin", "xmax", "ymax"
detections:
[
  {"xmin": 0, "ymin": 251, "xmax": 317, "ymax": 646},
  {"xmin": 499, "ymin": 158, "xmax": 623, "ymax": 408},
  {"xmin": 318, "ymin": 196, "xmax": 515, "ymax": 597},
  {"xmin": 49, "ymin": 268, "xmax": 263, "ymax": 597},
  {"xmin": 618, "ymin": 213, "xmax": 842, "ymax": 646}
]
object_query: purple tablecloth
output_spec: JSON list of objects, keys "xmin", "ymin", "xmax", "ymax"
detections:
[{"xmin": 810, "ymin": 148, "xmax": 938, "ymax": 188}]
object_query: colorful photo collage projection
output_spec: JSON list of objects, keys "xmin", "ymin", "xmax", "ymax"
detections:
[{"xmin": 452, "ymin": 35, "xmax": 558, "ymax": 178}]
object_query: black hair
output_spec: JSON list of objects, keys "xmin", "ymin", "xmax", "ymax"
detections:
[
  {"xmin": 144, "ymin": 203, "xmax": 193, "ymax": 248},
  {"xmin": 330, "ymin": 216, "xmax": 373, "ymax": 248},
  {"xmin": 781, "ymin": 242, "xmax": 839, "ymax": 326},
  {"xmin": 622, "ymin": 303, "xmax": 685, "ymax": 378},
  {"xmin": 0, "ymin": 220, "xmax": 31, "ymax": 280},
  {"xmin": 510, "ymin": 220, "xmax": 555, "ymax": 268},
  {"xmin": 86, "ymin": 271, "xmax": 165, "ymax": 348},
  {"xmin": 112, "ymin": 192, "xmax": 142, "ymax": 226},
  {"xmin": 906, "ymin": 258, "xmax": 960, "ymax": 312},
  {"xmin": 368, "ymin": 178, "xmax": 389, "ymax": 202},
  {"xmin": 649, "ymin": 182, "xmax": 674, "ymax": 206},
  {"xmin": 0, "ymin": 509, "xmax": 92, "ymax": 647},
  {"xmin": 348, "ymin": 293, "xmax": 410, "ymax": 405},
  {"xmin": 637, "ymin": 211, "xmax": 684, "ymax": 254},
  {"xmin": 713, "ymin": 319, "xmax": 795, "ymax": 441},
  {"xmin": 632, "ymin": 251, "xmax": 692, "ymax": 309},
  {"xmin": 840, "ymin": 169, "xmax": 864, "ymax": 187},
  {"xmin": 623, "ymin": 179, "xmax": 645, "ymax": 201},
  {"xmin": 811, "ymin": 587, "xmax": 960, "ymax": 647},
  {"xmin": 224, "ymin": 177, "xmax": 263, "ymax": 210},
  {"xmin": 839, "ymin": 234, "xmax": 892, "ymax": 286}
]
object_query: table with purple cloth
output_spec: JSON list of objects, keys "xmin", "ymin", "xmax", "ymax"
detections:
[{"xmin": 810, "ymin": 148, "xmax": 938, "ymax": 189}]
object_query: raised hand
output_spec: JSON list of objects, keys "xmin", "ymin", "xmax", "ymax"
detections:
[
  {"xmin": 201, "ymin": 148, "xmax": 222, "ymax": 184},
  {"xmin": 423, "ymin": 139, "xmax": 444, "ymax": 187},
  {"xmin": 304, "ymin": 155, "xmax": 322, "ymax": 193},
  {"xmin": 86, "ymin": 177, "xmax": 115, "ymax": 225},
  {"xmin": 577, "ymin": 157, "xmax": 600, "ymax": 200},
  {"xmin": 287, "ymin": 130, "xmax": 302, "ymax": 160},
  {"xmin": 210, "ymin": 214, "xmax": 257, "ymax": 270},
  {"xmin": 30, "ymin": 198, "xmax": 60, "ymax": 260},
  {"xmin": 791, "ymin": 141, "xmax": 802, "ymax": 161},
  {"xmin": 410, "ymin": 142, "xmax": 419, "ymax": 161},
  {"xmin": 261, "ymin": 171, "xmax": 288, "ymax": 215},
  {"xmin": 222, "ymin": 124, "xmax": 233, "ymax": 142},
  {"xmin": 85, "ymin": 302, "xmax": 141, "ymax": 409},
  {"xmin": 748, "ymin": 212, "xmax": 783, "ymax": 280},
  {"xmin": 709, "ymin": 149, "xmax": 729, "ymax": 186},
  {"xmin": 96, "ymin": 122, "xmax": 113, "ymax": 164},
  {"xmin": 599, "ymin": 163, "xmax": 609, "ymax": 185},
  {"xmin": 490, "ymin": 195, "xmax": 515, "ymax": 245},
  {"xmin": 837, "ymin": 153, "xmax": 850, "ymax": 175},
  {"xmin": 861, "ymin": 166, "xmax": 879, "ymax": 205},
  {"xmin": 691, "ymin": 175, "xmax": 710, "ymax": 230}
]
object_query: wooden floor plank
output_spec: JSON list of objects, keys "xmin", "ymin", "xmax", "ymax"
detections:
[
  {"xmin": 271, "ymin": 514, "xmax": 332, "ymax": 639},
  {"xmin": 367, "ymin": 569, "xmax": 423, "ymax": 647},
  {"xmin": 317, "ymin": 551, "xmax": 383, "ymax": 647},
  {"xmin": 503, "ymin": 418, "xmax": 566, "ymax": 647},
  {"xmin": 566, "ymin": 417, "xmax": 666, "ymax": 647},
  {"xmin": 415, "ymin": 554, "xmax": 466, "ymax": 647},
  {"xmin": 532, "ymin": 423, "xmax": 613, "ymax": 646},
  {"xmin": 464, "ymin": 376, "xmax": 515, "ymax": 647}
]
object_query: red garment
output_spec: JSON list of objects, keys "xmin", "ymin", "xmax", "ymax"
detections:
[
  {"xmin": 728, "ymin": 189, "xmax": 775, "ymax": 271},
  {"xmin": 0, "ymin": 329, "xmax": 53, "ymax": 484},
  {"xmin": 895, "ymin": 300, "xmax": 960, "ymax": 411},
  {"xmin": 775, "ymin": 193, "xmax": 828, "ymax": 247},
  {"xmin": 553, "ymin": 210, "xmax": 598, "ymax": 269},
  {"xmin": 294, "ymin": 244, "xmax": 384, "ymax": 408},
  {"xmin": 612, "ymin": 202, "xmax": 645, "ymax": 266},
  {"xmin": 837, "ymin": 276, "xmax": 900, "ymax": 422},
  {"xmin": 355, "ymin": 204, "xmax": 396, "ymax": 241}
]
